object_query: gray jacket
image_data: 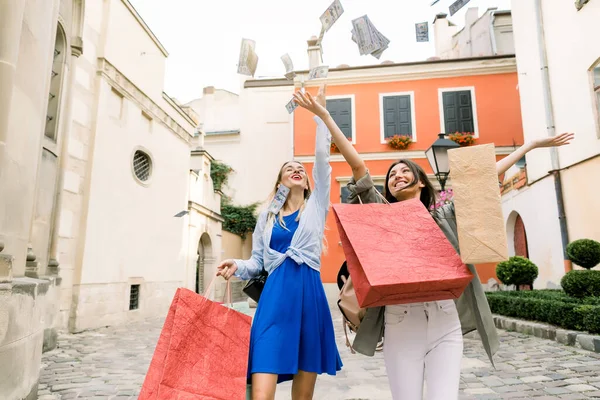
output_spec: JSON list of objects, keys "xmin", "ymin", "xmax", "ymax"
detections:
[{"xmin": 347, "ymin": 172, "xmax": 499, "ymax": 366}]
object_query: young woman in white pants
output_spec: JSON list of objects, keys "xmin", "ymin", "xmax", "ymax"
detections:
[{"xmin": 293, "ymin": 85, "xmax": 574, "ymax": 400}]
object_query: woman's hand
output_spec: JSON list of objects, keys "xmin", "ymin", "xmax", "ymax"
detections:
[
  {"xmin": 293, "ymin": 85, "xmax": 329, "ymax": 120},
  {"xmin": 216, "ymin": 259, "xmax": 238, "ymax": 280},
  {"xmin": 496, "ymin": 132, "xmax": 575, "ymax": 176},
  {"xmin": 532, "ymin": 132, "xmax": 574, "ymax": 149}
]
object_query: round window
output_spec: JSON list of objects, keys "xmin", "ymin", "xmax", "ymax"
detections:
[{"xmin": 132, "ymin": 150, "xmax": 152, "ymax": 182}]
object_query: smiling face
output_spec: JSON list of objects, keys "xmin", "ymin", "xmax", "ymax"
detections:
[
  {"xmin": 386, "ymin": 162, "xmax": 425, "ymax": 202},
  {"xmin": 279, "ymin": 161, "xmax": 308, "ymax": 191}
]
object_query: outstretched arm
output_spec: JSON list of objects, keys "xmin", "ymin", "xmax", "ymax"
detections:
[
  {"xmin": 294, "ymin": 85, "xmax": 367, "ymax": 182},
  {"xmin": 496, "ymin": 132, "xmax": 574, "ymax": 176},
  {"xmin": 293, "ymin": 86, "xmax": 331, "ymax": 209},
  {"xmin": 217, "ymin": 212, "xmax": 267, "ymax": 280}
]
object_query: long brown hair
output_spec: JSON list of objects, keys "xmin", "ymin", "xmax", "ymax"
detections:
[{"xmin": 383, "ymin": 159, "xmax": 437, "ymax": 210}]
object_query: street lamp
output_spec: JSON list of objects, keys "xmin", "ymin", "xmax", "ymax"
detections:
[{"xmin": 425, "ymin": 133, "xmax": 460, "ymax": 191}]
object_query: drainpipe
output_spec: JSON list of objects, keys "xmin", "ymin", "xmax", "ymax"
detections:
[
  {"xmin": 489, "ymin": 11, "xmax": 498, "ymax": 55},
  {"xmin": 533, "ymin": 0, "xmax": 571, "ymax": 272}
]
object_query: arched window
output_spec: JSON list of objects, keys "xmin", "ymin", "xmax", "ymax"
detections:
[{"xmin": 45, "ymin": 24, "xmax": 67, "ymax": 141}]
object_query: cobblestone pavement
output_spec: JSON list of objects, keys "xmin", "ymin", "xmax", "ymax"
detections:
[{"xmin": 39, "ymin": 303, "xmax": 600, "ymax": 400}]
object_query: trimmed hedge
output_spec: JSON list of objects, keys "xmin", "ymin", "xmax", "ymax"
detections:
[
  {"xmin": 561, "ymin": 270, "xmax": 600, "ymax": 298},
  {"xmin": 489, "ymin": 289, "xmax": 600, "ymax": 305},
  {"xmin": 486, "ymin": 290, "xmax": 600, "ymax": 334},
  {"xmin": 496, "ymin": 256, "xmax": 538, "ymax": 289},
  {"xmin": 567, "ymin": 239, "xmax": 600, "ymax": 269}
]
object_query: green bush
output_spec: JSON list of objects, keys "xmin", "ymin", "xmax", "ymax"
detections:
[
  {"xmin": 486, "ymin": 291, "xmax": 600, "ymax": 333},
  {"xmin": 567, "ymin": 239, "xmax": 600, "ymax": 269},
  {"xmin": 496, "ymin": 256, "xmax": 539, "ymax": 289},
  {"xmin": 561, "ymin": 270, "xmax": 600, "ymax": 298},
  {"xmin": 489, "ymin": 289, "xmax": 600, "ymax": 306},
  {"xmin": 221, "ymin": 199, "xmax": 258, "ymax": 239},
  {"xmin": 210, "ymin": 160, "xmax": 233, "ymax": 192}
]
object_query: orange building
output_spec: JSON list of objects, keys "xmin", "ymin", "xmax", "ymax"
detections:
[{"xmin": 293, "ymin": 55, "xmax": 524, "ymax": 286}]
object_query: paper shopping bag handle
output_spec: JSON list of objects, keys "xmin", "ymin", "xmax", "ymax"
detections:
[
  {"xmin": 357, "ymin": 189, "xmax": 390, "ymax": 205},
  {"xmin": 203, "ymin": 276, "xmax": 233, "ymax": 307}
]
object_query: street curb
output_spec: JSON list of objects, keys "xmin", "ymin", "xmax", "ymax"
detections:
[{"xmin": 493, "ymin": 314, "xmax": 600, "ymax": 353}]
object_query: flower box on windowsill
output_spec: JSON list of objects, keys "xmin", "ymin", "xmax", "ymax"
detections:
[
  {"xmin": 386, "ymin": 135, "xmax": 412, "ymax": 151},
  {"xmin": 448, "ymin": 132, "xmax": 476, "ymax": 146},
  {"xmin": 331, "ymin": 137, "xmax": 352, "ymax": 153}
]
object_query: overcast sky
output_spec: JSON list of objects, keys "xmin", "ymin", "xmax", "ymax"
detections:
[{"xmin": 129, "ymin": 0, "xmax": 512, "ymax": 103}]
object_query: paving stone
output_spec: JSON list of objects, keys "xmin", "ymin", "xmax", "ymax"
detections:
[
  {"xmin": 521, "ymin": 375, "xmax": 553, "ymax": 383},
  {"xmin": 565, "ymin": 384, "xmax": 598, "ymax": 392},
  {"xmin": 545, "ymin": 387, "xmax": 572, "ymax": 395},
  {"xmin": 39, "ymin": 305, "xmax": 600, "ymax": 400}
]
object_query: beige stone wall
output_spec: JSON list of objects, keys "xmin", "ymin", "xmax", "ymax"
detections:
[
  {"xmin": 55, "ymin": 0, "xmax": 227, "ymax": 333},
  {"xmin": 0, "ymin": 0, "xmax": 224, "ymax": 397},
  {"xmin": 222, "ymin": 230, "xmax": 244, "ymax": 259},
  {"xmin": 0, "ymin": 0, "xmax": 62, "ymax": 276},
  {"xmin": 0, "ymin": 0, "xmax": 77, "ymax": 398},
  {"xmin": 0, "ymin": 277, "xmax": 59, "ymax": 400},
  {"xmin": 69, "ymin": 281, "xmax": 180, "ymax": 332},
  {"xmin": 561, "ymin": 157, "xmax": 600, "ymax": 244}
]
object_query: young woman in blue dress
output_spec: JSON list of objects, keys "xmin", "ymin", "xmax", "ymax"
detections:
[{"xmin": 217, "ymin": 85, "xmax": 343, "ymax": 400}]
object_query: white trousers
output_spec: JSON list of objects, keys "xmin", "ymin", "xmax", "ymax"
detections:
[{"xmin": 383, "ymin": 300, "xmax": 463, "ymax": 400}]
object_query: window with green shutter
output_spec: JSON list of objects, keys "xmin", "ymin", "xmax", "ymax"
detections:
[
  {"xmin": 382, "ymin": 95, "xmax": 413, "ymax": 139},
  {"xmin": 326, "ymin": 98, "xmax": 353, "ymax": 140},
  {"xmin": 442, "ymin": 90, "xmax": 475, "ymax": 134}
]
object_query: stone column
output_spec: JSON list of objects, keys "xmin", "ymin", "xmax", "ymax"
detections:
[
  {"xmin": 0, "ymin": 1, "xmax": 26, "ymax": 268},
  {"xmin": 46, "ymin": 35, "xmax": 83, "ymax": 279},
  {"xmin": 0, "ymin": 0, "xmax": 26, "ymax": 145}
]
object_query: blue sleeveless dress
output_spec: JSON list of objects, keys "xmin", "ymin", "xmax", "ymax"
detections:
[{"xmin": 247, "ymin": 210, "xmax": 343, "ymax": 383}]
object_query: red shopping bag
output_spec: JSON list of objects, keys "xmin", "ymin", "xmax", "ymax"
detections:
[
  {"xmin": 332, "ymin": 197, "xmax": 473, "ymax": 308},
  {"xmin": 139, "ymin": 278, "xmax": 252, "ymax": 400}
]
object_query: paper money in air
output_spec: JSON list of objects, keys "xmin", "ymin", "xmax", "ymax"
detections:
[
  {"xmin": 285, "ymin": 98, "xmax": 298, "ymax": 114},
  {"xmin": 281, "ymin": 53, "xmax": 295, "ymax": 80},
  {"xmin": 308, "ymin": 65, "xmax": 329, "ymax": 80},
  {"xmin": 351, "ymin": 15, "xmax": 390, "ymax": 59},
  {"xmin": 237, "ymin": 38, "xmax": 259, "ymax": 77},
  {"xmin": 415, "ymin": 22, "xmax": 429, "ymax": 42},
  {"xmin": 320, "ymin": 0, "xmax": 344, "ymax": 32},
  {"xmin": 268, "ymin": 184, "xmax": 291, "ymax": 214},
  {"xmin": 449, "ymin": 0, "xmax": 471, "ymax": 16}
]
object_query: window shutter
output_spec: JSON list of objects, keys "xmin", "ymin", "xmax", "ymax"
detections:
[
  {"xmin": 326, "ymin": 99, "xmax": 353, "ymax": 139},
  {"xmin": 443, "ymin": 90, "xmax": 474, "ymax": 133},
  {"xmin": 383, "ymin": 95, "xmax": 412, "ymax": 139}
]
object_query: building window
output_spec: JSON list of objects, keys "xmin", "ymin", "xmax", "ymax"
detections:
[
  {"xmin": 380, "ymin": 92, "xmax": 416, "ymax": 143},
  {"xmin": 439, "ymin": 88, "xmax": 478, "ymax": 136},
  {"xmin": 45, "ymin": 25, "xmax": 67, "ymax": 141},
  {"xmin": 129, "ymin": 284, "xmax": 140, "ymax": 310},
  {"xmin": 326, "ymin": 97, "xmax": 354, "ymax": 142},
  {"xmin": 132, "ymin": 149, "xmax": 152, "ymax": 183},
  {"xmin": 109, "ymin": 88, "xmax": 124, "ymax": 119},
  {"xmin": 341, "ymin": 184, "xmax": 384, "ymax": 203}
]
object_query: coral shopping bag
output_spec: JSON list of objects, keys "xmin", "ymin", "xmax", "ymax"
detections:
[
  {"xmin": 139, "ymin": 277, "xmax": 251, "ymax": 400},
  {"xmin": 332, "ymin": 197, "xmax": 473, "ymax": 308}
]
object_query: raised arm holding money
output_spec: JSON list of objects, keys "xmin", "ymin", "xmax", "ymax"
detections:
[{"xmin": 218, "ymin": 84, "xmax": 342, "ymax": 400}]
